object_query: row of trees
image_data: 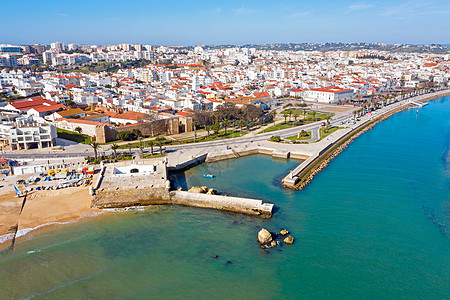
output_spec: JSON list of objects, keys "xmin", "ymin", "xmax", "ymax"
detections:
[
  {"xmin": 191, "ymin": 103, "xmax": 266, "ymax": 140},
  {"xmin": 89, "ymin": 138, "xmax": 165, "ymax": 162}
]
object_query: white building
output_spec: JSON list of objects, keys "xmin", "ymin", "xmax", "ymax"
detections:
[
  {"xmin": 51, "ymin": 42, "xmax": 64, "ymax": 51},
  {"xmin": 304, "ymin": 87, "xmax": 354, "ymax": 103},
  {"xmin": 0, "ymin": 117, "xmax": 57, "ymax": 150},
  {"xmin": 67, "ymin": 43, "xmax": 78, "ymax": 51}
]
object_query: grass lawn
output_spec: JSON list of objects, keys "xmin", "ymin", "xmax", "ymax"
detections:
[
  {"xmin": 142, "ymin": 153, "xmax": 167, "ymax": 159},
  {"xmin": 281, "ymin": 109, "xmax": 333, "ymax": 121},
  {"xmin": 287, "ymin": 131, "xmax": 312, "ymax": 141},
  {"xmin": 320, "ymin": 126, "xmax": 345, "ymax": 139},
  {"xmin": 57, "ymin": 128, "xmax": 91, "ymax": 144},
  {"xmin": 261, "ymin": 112, "xmax": 334, "ymax": 134},
  {"xmin": 116, "ymin": 130, "xmax": 248, "ymax": 149},
  {"xmin": 177, "ymin": 129, "xmax": 247, "ymax": 144}
]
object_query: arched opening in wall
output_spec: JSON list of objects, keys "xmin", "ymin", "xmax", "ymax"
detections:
[{"xmin": 130, "ymin": 168, "xmax": 139, "ymax": 173}]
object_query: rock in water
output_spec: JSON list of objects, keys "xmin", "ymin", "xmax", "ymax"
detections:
[
  {"xmin": 270, "ymin": 240, "xmax": 277, "ymax": 247},
  {"xmin": 200, "ymin": 186, "xmax": 209, "ymax": 193},
  {"xmin": 280, "ymin": 229, "xmax": 289, "ymax": 236},
  {"xmin": 258, "ymin": 228, "xmax": 273, "ymax": 245},
  {"xmin": 177, "ymin": 186, "xmax": 184, "ymax": 191},
  {"xmin": 206, "ymin": 188, "xmax": 218, "ymax": 195},
  {"xmin": 284, "ymin": 236, "xmax": 294, "ymax": 244},
  {"xmin": 188, "ymin": 186, "xmax": 207, "ymax": 193}
]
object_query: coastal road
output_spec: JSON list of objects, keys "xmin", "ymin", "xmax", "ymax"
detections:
[
  {"xmin": 2, "ymin": 113, "xmax": 352, "ymax": 160},
  {"xmin": 5, "ymin": 88, "xmax": 444, "ymax": 161}
]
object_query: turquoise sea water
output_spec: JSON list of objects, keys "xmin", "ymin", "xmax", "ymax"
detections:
[{"xmin": 1, "ymin": 97, "xmax": 449, "ymax": 299}]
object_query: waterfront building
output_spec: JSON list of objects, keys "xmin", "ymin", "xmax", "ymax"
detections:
[
  {"xmin": 304, "ymin": 86, "xmax": 354, "ymax": 103},
  {"xmin": 0, "ymin": 116, "xmax": 57, "ymax": 150}
]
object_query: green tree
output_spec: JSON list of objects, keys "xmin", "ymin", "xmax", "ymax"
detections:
[
  {"xmin": 326, "ymin": 116, "xmax": 332, "ymax": 128},
  {"xmin": 91, "ymin": 142, "xmax": 100, "ymax": 161},
  {"xmin": 282, "ymin": 112, "xmax": 288, "ymax": 124},
  {"xmin": 127, "ymin": 143, "xmax": 132, "ymax": 156},
  {"xmin": 138, "ymin": 137, "xmax": 144, "ymax": 158},
  {"xmin": 74, "ymin": 126, "xmax": 82, "ymax": 134},
  {"xmin": 271, "ymin": 111, "xmax": 277, "ymax": 123},
  {"xmin": 222, "ymin": 120, "xmax": 229, "ymax": 135},
  {"xmin": 110, "ymin": 143, "xmax": 119, "ymax": 158},
  {"xmin": 212, "ymin": 117, "xmax": 220, "ymax": 135},
  {"xmin": 158, "ymin": 141, "xmax": 163, "ymax": 155},
  {"xmin": 148, "ymin": 140, "xmax": 154, "ymax": 155},
  {"xmin": 312, "ymin": 111, "xmax": 317, "ymax": 121},
  {"xmin": 238, "ymin": 119, "xmax": 244, "ymax": 132}
]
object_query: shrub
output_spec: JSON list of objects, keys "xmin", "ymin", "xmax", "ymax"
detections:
[{"xmin": 270, "ymin": 136, "xmax": 281, "ymax": 142}]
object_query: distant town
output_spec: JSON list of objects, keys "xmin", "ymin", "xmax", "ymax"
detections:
[{"xmin": 0, "ymin": 41, "xmax": 449, "ymax": 157}]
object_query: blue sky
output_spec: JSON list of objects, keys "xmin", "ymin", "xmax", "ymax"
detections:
[{"xmin": 2, "ymin": 0, "xmax": 449, "ymax": 45}]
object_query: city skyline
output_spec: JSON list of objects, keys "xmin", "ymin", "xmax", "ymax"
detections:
[{"xmin": 2, "ymin": 0, "xmax": 450, "ymax": 46}]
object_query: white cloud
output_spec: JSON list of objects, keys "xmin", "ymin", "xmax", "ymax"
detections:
[
  {"xmin": 381, "ymin": 1, "xmax": 450, "ymax": 17},
  {"xmin": 53, "ymin": 13, "xmax": 68, "ymax": 17},
  {"xmin": 215, "ymin": 7, "xmax": 222, "ymax": 14}
]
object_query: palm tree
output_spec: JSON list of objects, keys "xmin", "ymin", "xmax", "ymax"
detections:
[
  {"xmin": 239, "ymin": 119, "xmax": 244, "ymax": 132},
  {"xmin": 282, "ymin": 112, "xmax": 288, "ymax": 124},
  {"xmin": 158, "ymin": 141, "xmax": 163, "ymax": 155},
  {"xmin": 293, "ymin": 113, "xmax": 298, "ymax": 126},
  {"xmin": 271, "ymin": 111, "xmax": 277, "ymax": 123},
  {"xmin": 312, "ymin": 111, "xmax": 317, "ymax": 122},
  {"xmin": 222, "ymin": 120, "xmax": 229, "ymax": 135},
  {"xmin": 288, "ymin": 110, "xmax": 293, "ymax": 123},
  {"xmin": 325, "ymin": 116, "xmax": 332, "ymax": 128},
  {"xmin": 148, "ymin": 140, "xmax": 154, "ymax": 155},
  {"xmin": 127, "ymin": 143, "xmax": 132, "ymax": 156},
  {"xmin": 205, "ymin": 125, "xmax": 211, "ymax": 137},
  {"xmin": 91, "ymin": 142, "xmax": 100, "ymax": 161},
  {"xmin": 303, "ymin": 109, "xmax": 307, "ymax": 120},
  {"xmin": 138, "ymin": 137, "xmax": 144, "ymax": 158},
  {"xmin": 110, "ymin": 143, "xmax": 119, "ymax": 158},
  {"xmin": 192, "ymin": 121, "xmax": 198, "ymax": 143}
]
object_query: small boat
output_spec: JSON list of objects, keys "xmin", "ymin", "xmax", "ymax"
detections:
[{"xmin": 203, "ymin": 174, "xmax": 215, "ymax": 178}]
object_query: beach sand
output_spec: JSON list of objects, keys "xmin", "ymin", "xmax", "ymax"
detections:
[{"xmin": 0, "ymin": 186, "xmax": 100, "ymax": 247}]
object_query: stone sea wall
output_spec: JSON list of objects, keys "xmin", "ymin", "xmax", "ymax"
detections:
[{"xmin": 92, "ymin": 187, "xmax": 273, "ymax": 217}]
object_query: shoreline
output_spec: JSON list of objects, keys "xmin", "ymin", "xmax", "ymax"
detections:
[
  {"xmin": 0, "ymin": 186, "xmax": 103, "ymax": 250},
  {"xmin": 282, "ymin": 89, "xmax": 450, "ymax": 190},
  {"xmin": 1, "ymin": 90, "xmax": 448, "ymax": 250}
]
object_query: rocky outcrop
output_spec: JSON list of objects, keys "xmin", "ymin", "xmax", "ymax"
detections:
[
  {"xmin": 257, "ymin": 228, "xmax": 273, "ymax": 245},
  {"xmin": 177, "ymin": 186, "xmax": 184, "ymax": 191},
  {"xmin": 283, "ymin": 236, "xmax": 294, "ymax": 244},
  {"xmin": 188, "ymin": 186, "xmax": 209, "ymax": 193},
  {"xmin": 206, "ymin": 188, "xmax": 218, "ymax": 195},
  {"xmin": 280, "ymin": 229, "xmax": 289, "ymax": 236}
]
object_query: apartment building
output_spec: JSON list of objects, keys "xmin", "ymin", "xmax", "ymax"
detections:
[
  {"xmin": 304, "ymin": 86, "xmax": 354, "ymax": 103},
  {"xmin": 0, "ymin": 117, "xmax": 57, "ymax": 150}
]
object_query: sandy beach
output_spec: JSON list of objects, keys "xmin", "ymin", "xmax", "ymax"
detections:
[{"xmin": 0, "ymin": 185, "xmax": 100, "ymax": 248}]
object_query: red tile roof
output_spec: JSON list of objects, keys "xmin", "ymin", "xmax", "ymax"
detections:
[{"xmin": 10, "ymin": 97, "xmax": 66, "ymax": 112}]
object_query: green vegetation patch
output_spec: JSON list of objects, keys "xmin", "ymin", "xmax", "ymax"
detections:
[
  {"xmin": 320, "ymin": 126, "xmax": 345, "ymax": 139},
  {"xmin": 287, "ymin": 130, "xmax": 312, "ymax": 141},
  {"xmin": 57, "ymin": 128, "xmax": 91, "ymax": 144}
]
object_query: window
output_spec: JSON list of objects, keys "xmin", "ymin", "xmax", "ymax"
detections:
[{"xmin": 130, "ymin": 168, "xmax": 139, "ymax": 173}]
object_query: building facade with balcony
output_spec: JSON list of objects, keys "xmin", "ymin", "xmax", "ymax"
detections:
[{"xmin": 0, "ymin": 117, "xmax": 57, "ymax": 150}]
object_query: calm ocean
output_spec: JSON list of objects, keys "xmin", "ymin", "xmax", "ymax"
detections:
[{"xmin": 0, "ymin": 96, "xmax": 449, "ymax": 299}]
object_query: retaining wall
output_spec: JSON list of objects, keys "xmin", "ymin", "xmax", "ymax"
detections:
[{"xmin": 170, "ymin": 191, "xmax": 273, "ymax": 217}]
